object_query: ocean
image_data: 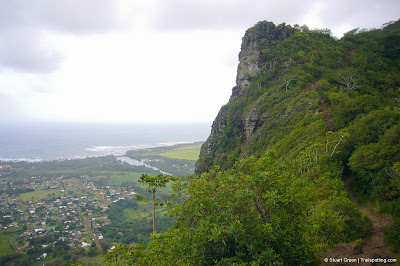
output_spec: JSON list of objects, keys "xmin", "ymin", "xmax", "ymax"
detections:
[{"xmin": 0, "ymin": 123, "xmax": 210, "ymax": 162}]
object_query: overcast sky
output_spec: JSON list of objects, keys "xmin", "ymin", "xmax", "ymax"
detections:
[{"xmin": 1, "ymin": 0, "xmax": 399, "ymax": 124}]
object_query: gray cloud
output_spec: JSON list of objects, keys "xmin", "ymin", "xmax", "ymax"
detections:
[
  {"xmin": 0, "ymin": 0, "xmax": 122, "ymax": 34},
  {"xmin": 318, "ymin": 0, "xmax": 400, "ymax": 33},
  {"xmin": 0, "ymin": 28, "xmax": 62, "ymax": 73},
  {"xmin": 152, "ymin": 0, "xmax": 400, "ymax": 37},
  {"xmin": 1, "ymin": 0, "xmax": 398, "ymax": 74},
  {"xmin": 0, "ymin": 0, "xmax": 122, "ymax": 73},
  {"xmin": 151, "ymin": 0, "xmax": 317, "ymax": 30}
]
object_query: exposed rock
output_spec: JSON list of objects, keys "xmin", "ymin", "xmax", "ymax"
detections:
[
  {"xmin": 195, "ymin": 106, "xmax": 229, "ymax": 174},
  {"xmin": 202, "ymin": 106, "xmax": 228, "ymax": 157},
  {"xmin": 195, "ymin": 21, "xmax": 295, "ymax": 175},
  {"xmin": 230, "ymin": 21, "xmax": 294, "ymax": 100},
  {"xmin": 244, "ymin": 107, "xmax": 258, "ymax": 140}
]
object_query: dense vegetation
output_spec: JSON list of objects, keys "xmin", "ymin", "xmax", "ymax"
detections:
[
  {"xmin": 107, "ymin": 151, "xmax": 372, "ymax": 265},
  {"xmin": 100, "ymin": 192, "xmax": 175, "ymax": 245},
  {"xmin": 106, "ymin": 19, "xmax": 400, "ymax": 264}
]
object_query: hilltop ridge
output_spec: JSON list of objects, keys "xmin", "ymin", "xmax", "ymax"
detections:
[
  {"xmin": 108, "ymin": 19, "xmax": 400, "ymax": 265},
  {"xmin": 196, "ymin": 19, "xmax": 400, "ymax": 174}
]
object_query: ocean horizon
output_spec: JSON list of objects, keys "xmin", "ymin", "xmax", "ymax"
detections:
[{"xmin": 0, "ymin": 122, "xmax": 210, "ymax": 162}]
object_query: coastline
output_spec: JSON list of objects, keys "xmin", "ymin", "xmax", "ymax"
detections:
[{"xmin": 0, "ymin": 140, "xmax": 201, "ymax": 163}]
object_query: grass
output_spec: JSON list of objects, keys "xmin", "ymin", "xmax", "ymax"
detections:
[
  {"xmin": 31, "ymin": 258, "xmax": 65, "ymax": 266},
  {"xmin": 19, "ymin": 189, "xmax": 63, "ymax": 202},
  {"xmin": 157, "ymin": 144, "xmax": 202, "ymax": 161},
  {"xmin": 124, "ymin": 205, "xmax": 151, "ymax": 220},
  {"xmin": 0, "ymin": 227, "xmax": 22, "ymax": 256},
  {"xmin": 108, "ymin": 172, "xmax": 143, "ymax": 186},
  {"xmin": 79, "ymin": 254, "xmax": 106, "ymax": 265}
]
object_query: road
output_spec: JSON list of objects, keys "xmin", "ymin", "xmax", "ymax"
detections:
[
  {"xmin": 77, "ymin": 206, "xmax": 104, "ymax": 253},
  {"xmin": 10, "ymin": 236, "xmax": 21, "ymax": 254}
]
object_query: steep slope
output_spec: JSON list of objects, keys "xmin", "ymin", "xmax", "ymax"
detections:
[
  {"xmin": 107, "ymin": 20, "xmax": 400, "ymax": 265},
  {"xmin": 194, "ymin": 18, "xmax": 400, "ymax": 257},
  {"xmin": 321, "ymin": 176, "xmax": 398, "ymax": 265},
  {"xmin": 196, "ymin": 20, "xmax": 400, "ymax": 176},
  {"xmin": 195, "ymin": 21, "xmax": 295, "ymax": 174}
]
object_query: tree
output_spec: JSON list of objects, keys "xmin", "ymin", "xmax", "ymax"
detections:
[
  {"xmin": 285, "ymin": 77, "xmax": 298, "ymax": 91},
  {"xmin": 330, "ymin": 131, "xmax": 350, "ymax": 156},
  {"xmin": 87, "ymin": 246, "xmax": 99, "ymax": 257},
  {"xmin": 135, "ymin": 174, "xmax": 173, "ymax": 234},
  {"xmin": 336, "ymin": 72, "xmax": 360, "ymax": 95}
]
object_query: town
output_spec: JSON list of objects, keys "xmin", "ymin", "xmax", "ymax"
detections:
[
  {"xmin": 0, "ymin": 170, "xmax": 139, "ymax": 264},
  {"xmin": 0, "ymin": 143, "xmax": 200, "ymax": 265}
]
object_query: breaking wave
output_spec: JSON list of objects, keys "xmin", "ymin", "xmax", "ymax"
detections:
[{"xmin": 85, "ymin": 141, "xmax": 196, "ymax": 157}]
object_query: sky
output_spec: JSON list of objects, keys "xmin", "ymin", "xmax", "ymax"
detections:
[{"xmin": 1, "ymin": 0, "xmax": 399, "ymax": 124}]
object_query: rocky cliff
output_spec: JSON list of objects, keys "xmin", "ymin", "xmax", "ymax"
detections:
[
  {"xmin": 231, "ymin": 21, "xmax": 293, "ymax": 99},
  {"xmin": 195, "ymin": 19, "xmax": 400, "ymax": 177},
  {"xmin": 195, "ymin": 21, "xmax": 295, "ymax": 174}
]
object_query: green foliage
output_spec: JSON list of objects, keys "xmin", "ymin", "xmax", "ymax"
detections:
[
  {"xmin": 107, "ymin": 20, "xmax": 400, "ymax": 265},
  {"xmin": 136, "ymin": 174, "xmax": 174, "ymax": 234},
  {"xmin": 384, "ymin": 219, "xmax": 400, "ymax": 252},
  {"xmin": 100, "ymin": 197, "xmax": 175, "ymax": 244},
  {"xmin": 87, "ymin": 246, "xmax": 100, "ymax": 257},
  {"xmin": 137, "ymin": 174, "xmax": 173, "ymax": 195},
  {"xmin": 107, "ymin": 151, "xmax": 370, "ymax": 265},
  {"xmin": 348, "ymin": 122, "xmax": 400, "ymax": 216},
  {"xmin": 0, "ymin": 227, "xmax": 23, "ymax": 256}
]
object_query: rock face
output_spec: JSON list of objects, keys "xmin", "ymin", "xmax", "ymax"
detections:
[
  {"xmin": 200, "ymin": 106, "xmax": 228, "ymax": 158},
  {"xmin": 231, "ymin": 21, "xmax": 292, "ymax": 99},
  {"xmin": 195, "ymin": 21, "xmax": 295, "ymax": 175},
  {"xmin": 244, "ymin": 107, "xmax": 259, "ymax": 140}
]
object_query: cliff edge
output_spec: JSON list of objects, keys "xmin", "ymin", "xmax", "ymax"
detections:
[{"xmin": 195, "ymin": 21, "xmax": 295, "ymax": 174}]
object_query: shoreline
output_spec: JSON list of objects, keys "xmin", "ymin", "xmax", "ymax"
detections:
[{"xmin": 0, "ymin": 141, "xmax": 204, "ymax": 164}]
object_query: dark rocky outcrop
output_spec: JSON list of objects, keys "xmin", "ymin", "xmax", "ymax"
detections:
[
  {"xmin": 195, "ymin": 21, "xmax": 295, "ymax": 175},
  {"xmin": 231, "ymin": 21, "xmax": 294, "ymax": 99}
]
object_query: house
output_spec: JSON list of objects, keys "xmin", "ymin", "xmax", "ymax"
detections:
[
  {"xmin": 0, "ymin": 165, "xmax": 11, "ymax": 170},
  {"xmin": 75, "ymin": 231, "xmax": 83, "ymax": 239}
]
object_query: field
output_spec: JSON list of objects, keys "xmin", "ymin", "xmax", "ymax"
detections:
[
  {"xmin": 157, "ymin": 144, "xmax": 202, "ymax": 161},
  {"xmin": 106, "ymin": 171, "xmax": 143, "ymax": 186},
  {"xmin": 125, "ymin": 142, "xmax": 203, "ymax": 176},
  {"xmin": 0, "ymin": 227, "xmax": 21, "ymax": 256},
  {"xmin": 19, "ymin": 189, "xmax": 63, "ymax": 202},
  {"xmin": 78, "ymin": 254, "xmax": 106, "ymax": 265},
  {"xmin": 123, "ymin": 203, "xmax": 152, "ymax": 220}
]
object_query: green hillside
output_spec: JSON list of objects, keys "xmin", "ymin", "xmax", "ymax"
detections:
[{"xmin": 106, "ymin": 20, "xmax": 400, "ymax": 265}]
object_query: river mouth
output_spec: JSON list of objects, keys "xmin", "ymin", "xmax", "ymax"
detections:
[{"xmin": 116, "ymin": 156, "xmax": 170, "ymax": 175}]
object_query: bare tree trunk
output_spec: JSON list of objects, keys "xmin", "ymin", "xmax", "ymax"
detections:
[
  {"xmin": 336, "ymin": 73, "xmax": 359, "ymax": 95},
  {"xmin": 253, "ymin": 198, "xmax": 269, "ymax": 223},
  {"xmin": 152, "ymin": 190, "xmax": 156, "ymax": 234},
  {"xmin": 285, "ymin": 80, "xmax": 291, "ymax": 92},
  {"xmin": 285, "ymin": 78, "xmax": 297, "ymax": 92},
  {"xmin": 331, "ymin": 139, "xmax": 342, "ymax": 157}
]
